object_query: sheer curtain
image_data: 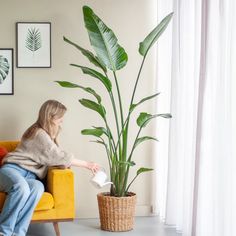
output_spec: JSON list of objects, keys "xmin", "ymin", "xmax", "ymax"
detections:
[{"xmin": 154, "ymin": 0, "xmax": 236, "ymax": 236}]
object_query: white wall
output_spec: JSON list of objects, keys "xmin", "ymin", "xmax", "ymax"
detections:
[{"xmin": 0, "ymin": 0, "xmax": 157, "ymax": 218}]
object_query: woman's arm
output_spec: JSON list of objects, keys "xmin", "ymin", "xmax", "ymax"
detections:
[
  {"xmin": 71, "ymin": 157, "xmax": 100, "ymax": 174},
  {"xmin": 34, "ymin": 129, "xmax": 100, "ymax": 173}
]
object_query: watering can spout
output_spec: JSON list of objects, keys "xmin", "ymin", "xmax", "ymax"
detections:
[
  {"xmin": 101, "ymin": 181, "xmax": 113, "ymax": 187},
  {"xmin": 91, "ymin": 181, "xmax": 113, "ymax": 189}
]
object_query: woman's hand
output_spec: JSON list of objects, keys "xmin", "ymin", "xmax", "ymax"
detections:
[
  {"xmin": 70, "ymin": 158, "xmax": 100, "ymax": 174},
  {"xmin": 85, "ymin": 162, "xmax": 100, "ymax": 174}
]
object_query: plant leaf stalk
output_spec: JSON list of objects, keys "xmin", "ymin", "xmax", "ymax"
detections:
[
  {"xmin": 121, "ymin": 55, "xmax": 147, "ymax": 194},
  {"xmin": 113, "ymin": 71, "xmax": 126, "ymax": 196}
]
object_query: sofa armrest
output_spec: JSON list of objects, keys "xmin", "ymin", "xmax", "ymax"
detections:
[{"xmin": 46, "ymin": 168, "xmax": 75, "ymax": 216}]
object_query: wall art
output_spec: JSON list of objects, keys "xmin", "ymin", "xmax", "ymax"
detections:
[
  {"xmin": 16, "ymin": 22, "xmax": 51, "ymax": 68},
  {"xmin": 0, "ymin": 48, "xmax": 14, "ymax": 95}
]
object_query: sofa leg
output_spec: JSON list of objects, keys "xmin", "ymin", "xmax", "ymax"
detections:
[{"xmin": 53, "ymin": 222, "xmax": 60, "ymax": 236}]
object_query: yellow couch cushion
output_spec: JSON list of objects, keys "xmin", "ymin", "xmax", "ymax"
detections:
[
  {"xmin": 35, "ymin": 192, "xmax": 54, "ymax": 211},
  {"xmin": 0, "ymin": 141, "xmax": 19, "ymax": 152},
  {"xmin": 0, "ymin": 191, "xmax": 54, "ymax": 212}
]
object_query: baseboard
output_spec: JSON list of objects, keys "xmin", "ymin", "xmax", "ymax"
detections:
[{"xmin": 75, "ymin": 205, "xmax": 153, "ymax": 219}]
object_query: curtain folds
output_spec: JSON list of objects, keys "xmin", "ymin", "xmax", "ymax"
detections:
[{"xmin": 154, "ymin": 0, "xmax": 236, "ymax": 235}]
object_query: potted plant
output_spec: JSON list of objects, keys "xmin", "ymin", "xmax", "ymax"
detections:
[{"xmin": 56, "ymin": 6, "xmax": 172, "ymax": 231}]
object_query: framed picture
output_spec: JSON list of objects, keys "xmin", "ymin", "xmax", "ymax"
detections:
[
  {"xmin": 16, "ymin": 22, "xmax": 51, "ymax": 68},
  {"xmin": 0, "ymin": 48, "xmax": 14, "ymax": 95}
]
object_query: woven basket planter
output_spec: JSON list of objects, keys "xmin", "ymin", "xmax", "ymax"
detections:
[{"xmin": 97, "ymin": 192, "xmax": 137, "ymax": 232}]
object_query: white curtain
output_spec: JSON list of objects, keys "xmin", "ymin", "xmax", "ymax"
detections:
[{"xmin": 154, "ymin": 0, "xmax": 236, "ymax": 236}]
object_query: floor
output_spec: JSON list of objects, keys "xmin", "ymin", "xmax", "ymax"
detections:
[{"xmin": 27, "ymin": 217, "xmax": 181, "ymax": 236}]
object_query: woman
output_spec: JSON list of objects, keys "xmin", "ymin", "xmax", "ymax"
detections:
[{"xmin": 0, "ymin": 100, "xmax": 100, "ymax": 236}]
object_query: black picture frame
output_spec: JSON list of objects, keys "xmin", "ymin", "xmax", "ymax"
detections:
[
  {"xmin": 16, "ymin": 22, "xmax": 51, "ymax": 68},
  {"xmin": 0, "ymin": 48, "xmax": 14, "ymax": 95}
]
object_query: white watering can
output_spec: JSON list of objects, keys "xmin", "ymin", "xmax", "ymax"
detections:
[{"xmin": 90, "ymin": 168, "xmax": 113, "ymax": 188}]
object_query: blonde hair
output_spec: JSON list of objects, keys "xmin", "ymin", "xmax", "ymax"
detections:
[{"xmin": 22, "ymin": 100, "xmax": 67, "ymax": 144}]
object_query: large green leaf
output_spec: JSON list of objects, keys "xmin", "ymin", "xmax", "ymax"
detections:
[
  {"xmin": 0, "ymin": 56, "xmax": 9, "ymax": 84},
  {"xmin": 139, "ymin": 12, "xmax": 173, "ymax": 57},
  {"xmin": 81, "ymin": 128, "xmax": 104, "ymax": 137},
  {"xmin": 134, "ymin": 136, "xmax": 158, "ymax": 149},
  {"xmin": 25, "ymin": 27, "xmax": 42, "ymax": 52},
  {"xmin": 137, "ymin": 113, "xmax": 152, "ymax": 127},
  {"xmin": 55, "ymin": 80, "xmax": 101, "ymax": 103},
  {"xmin": 137, "ymin": 167, "xmax": 153, "ymax": 176},
  {"xmin": 83, "ymin": 6, "xmax": 128, "ymax": 71},
  {"xmin": 63, "ymin": 36, "xmax": 107, "ymax": 73},
  {"xmin": 79, "ymin": 99, "xmax": 106, "ymax": 118},
  {"xmin": 137, "ymin": 112, "xmax": 172, "ymax": 127},
  {"xmin": 70, "ymin": 64, "xmax": 112, "ymax": 92},
  {"xmin": 92, "ymin": 126, "xmax": 110, "ymax": 137},
  {"xmin": 130, "ymin": 92, "xmax": 160, "ymax": 112}
]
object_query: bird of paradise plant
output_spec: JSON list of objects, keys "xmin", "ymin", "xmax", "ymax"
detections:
[{"xmin": 56, "ymin": 6, "xmax": 173, "ymax": 197}]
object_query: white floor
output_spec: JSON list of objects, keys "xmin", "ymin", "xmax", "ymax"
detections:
[{"xmin": 27, "ymin": 217, "xmax": 181, "ymax": 236}]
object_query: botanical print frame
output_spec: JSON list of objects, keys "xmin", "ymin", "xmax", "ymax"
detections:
[
  {"xmin": 16, "ymin": 22, "xmax": 51, "ymax": 68},
  {"xmin": 0, "ymin": 48, "xmax": 14, "ymax": 95}
]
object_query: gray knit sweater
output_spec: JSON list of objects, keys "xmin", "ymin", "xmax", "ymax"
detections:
[{"xmin": 3, "ymin": 128, "xmax": 73, "ymax": 179}]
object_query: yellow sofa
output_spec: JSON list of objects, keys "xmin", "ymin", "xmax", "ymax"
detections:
[{"xmin": 0, "ymin": 141, "xmax": 75, "ymax": 236}]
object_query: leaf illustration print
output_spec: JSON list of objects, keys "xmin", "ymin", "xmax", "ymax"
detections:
[
  {"xmin": 25, "ymin": 27, "xmax": 42, "ymax": 56},
  {"xmin": 0, "ymin": 55, "xmax": 10, "ymax": 84}
]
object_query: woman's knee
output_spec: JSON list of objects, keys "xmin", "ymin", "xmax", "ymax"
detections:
[
  {"xmin": 30, "ymin": 180, "xmax": 45, "ymax": 197},
  {"xmin": 11, "ymin": 181, "xmax": 31, "ymax": 200}
]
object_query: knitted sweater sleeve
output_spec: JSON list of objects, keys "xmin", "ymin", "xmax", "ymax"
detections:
[{"xmin": 35, "ymin": 129, "xmax": 73, "ymax": 167}]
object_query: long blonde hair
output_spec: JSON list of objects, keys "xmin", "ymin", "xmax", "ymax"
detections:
[{"xmin": 22, "ymin": 100, "xmax": 67, "ymax": 144}]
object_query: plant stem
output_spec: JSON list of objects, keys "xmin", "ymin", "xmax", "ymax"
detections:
[
  {"xmin": 99, "ymin": 137, "xmax": 112, "ymax": 170},
  {"xmin": 128, "ymin": 127, "xmax": 142, "ymax": 162},
  {"xmin": 125, "ymin": 174, "xmax": 139, "ymax": 194},
  {"xmin": 120, "ymin": 56, "xmax": 147, "ymax": 195},
  {"xmin": 110, "ymin": 93, "xmax": 120, "ymax": 130},
  {"xmin": 130, "ymin": 56, "xmax": 146, "ymax": 107},
  {"xmin": 113, "ymin": 71, "xmax": 124, "ymax": 128},
  {"xmin": 124, "ymin": 56, "xmax": 147, "ymax": 161},
  {"xmin": 104, "ymin": 72, "xmax": 122, "ymax": 195},
  {"xmin": 122, "ymin": 127, "xmax": 142, "ymax": 194},
  {"xmin": 104, "ymin": 72, "xmax": 121, "ymax": 148},
  {"xmin": 113, "ymin": 71, "xmax": 126, "ymax": 196},
  {"xmin": 114, "ymin": 116, "xmax": 129, "ymax": 152},
  {"xmin": 103, "ymin": 117, "xmax": 117, "ymax": 157},
  {"xmin": 109, "ymin": 92, "xmax": 122, "ymax": 155},
  {"xmin": 103, "ymin": 118, "xmax": 118, "ymax": 195}
]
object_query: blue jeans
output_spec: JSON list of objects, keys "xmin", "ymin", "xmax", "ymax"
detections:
[{"xmin": 0, "ymin": 163, "xmax": 44, "ymax": 236}]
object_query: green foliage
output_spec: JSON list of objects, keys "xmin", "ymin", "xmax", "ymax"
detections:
[
  {"xmin": 134, "ymin": 136, "xmax": 158, "ymax": 149},
  {"xmin": 137, "ymin": 112, "xmax": 172, "ymax": 128},
  {"xmin": 56, "ymin": 6, "xmax": 173, "ymax": 197},
  {"xmin": 55, "ymin": 81, "xmax": 101, "ymax": 103},
  {"xmin": 79, "ymin": 99, "xmax": 106, "ymax": 118},
  {"xmin": 83, "ymin": 6, "xmax": 128, "ymax": 71},
  {"xmin": 81, "ymin": 128, "xmax": 104, "ymax": 137},
  {"xmin": 70, "ymin": 65, "xmax": 112, "ymax": 92},
  {"xmin": 139, "ymin": 12, "xmax": 173, "ymax": 57},
  {"xmin": 64, "ymin": 36, "xmax": 107, "ymax": 73},
  {"xmin": 130, "ymin": 93, "xmax": 160, "ymax": 113},
  {"xmin": 0, "ymin": 56, "xmax": 9, "ymax": 84}
]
